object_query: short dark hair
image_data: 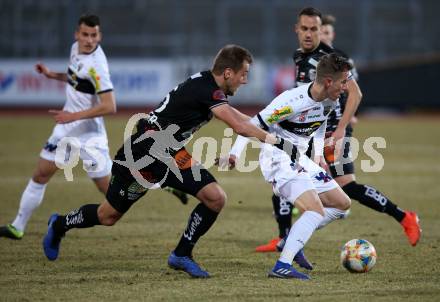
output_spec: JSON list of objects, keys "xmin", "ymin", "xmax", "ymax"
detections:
[
  {"xmin": 322, "ymin": 14, "xmax": 336, "ymax": 26},
  {"xmin": 78, "ymin": 14, "xmax": 100, "ymax": 27},
  {"xmin": 212, "ymin": 45, "xmax": 253, "ymax": 75},
  {"xmin": 316, "ymin": 53, "xmax": 353, "ymax": 83},
  {"xmin": 298, "ymin": 7, "xmax": 322, "ymax": 20}
]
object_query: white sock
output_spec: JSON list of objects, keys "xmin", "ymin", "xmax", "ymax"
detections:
[
  {"xmin": 317, "ymin": 207, "xmax": 350, "ymax": 230},
  {"xmin": 279, "ymin": 210, "xmax": 323, "ymax": 264},
  {"xmin": 11, "ymin": 179, "xmax": 47, "ymax": 232}
]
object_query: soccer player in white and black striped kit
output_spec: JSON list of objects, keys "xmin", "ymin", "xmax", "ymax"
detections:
[
  {"xmin": 0, "ymin": 14, "xmax": 116, "ymax": 240},
  {"xmin": 229, "ymin": 53, "xmax": 354, "ymax": 279},
  {"xmin": 255, "ymin": 7, "xmax": 421, "ymax": 253}
]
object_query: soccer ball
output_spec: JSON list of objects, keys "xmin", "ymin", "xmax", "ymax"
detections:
[{"xmin": 340, "ymin": 239, "xmax": 377, "ymax": 273}]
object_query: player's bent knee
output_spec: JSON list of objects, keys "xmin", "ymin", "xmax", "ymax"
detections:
[
  {"xmin": 300, "ymin": 199, "xmax": 325, "ymax": 216},
  {"xmin": 210, "ymin": 188, "xmax": 227, "ymax": 212},
  {"xmin": 340, "ymin": 194, "xmax": 351, "ymax": 211},
  {"xmin": 97, "ymin": 201, "xmax": 123, "ymax": 226},
  {"xmin": 198, "ymin": 183, "xmax": 227, "ymax": 212},
  {"xmin": 33, "ymin": 170, "xmax": 53, "ymax": 184},
  {"xmin": 32, "ymin": 175, "xmax": 49, "ymax": 184}
]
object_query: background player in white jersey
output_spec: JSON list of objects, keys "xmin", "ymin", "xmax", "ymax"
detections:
[
  {"xmin": 226, "ymin": 53, "xmax": 353, "ymax": 279},
  {"xmin": 0, "ymin": 14, "xmax": 116, "ymax": 240}
]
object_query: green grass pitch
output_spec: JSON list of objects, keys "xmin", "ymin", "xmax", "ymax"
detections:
[{"xmin": 0, "ymin": 114, "xmax": 439, "ymax": 301}]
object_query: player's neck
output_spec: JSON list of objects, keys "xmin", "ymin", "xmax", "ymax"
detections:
[
  {"xmin": 211, "ymin": 71, "xmax": 227, "ymax": 93},
  {"xmin": 309, "ymin": 82, "xmax": 327, "ymax": 102}
]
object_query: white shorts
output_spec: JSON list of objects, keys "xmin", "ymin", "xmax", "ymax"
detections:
[
  {"xmin": 261, "ymin": 153, "xmax": 338, "ymax": 205},
  {"xmin": 40, "ymin": 124, "xmax": 112, "ymax": 179}
]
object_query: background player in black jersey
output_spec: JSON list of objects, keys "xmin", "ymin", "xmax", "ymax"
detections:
[
  {"xmin": 41, "ymin": 44, "xmax": 298, "ymax": 278},
  {"xmin": 320, "ymin": 14, "xmax": 336, "ymax": 48},
  {"xmin": 255, "ymin": 7, "xmax": 421, "ymax": 252}
]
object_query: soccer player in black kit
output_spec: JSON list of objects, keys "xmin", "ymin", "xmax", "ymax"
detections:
[
  {"xmin": 42, "ymin": 45, "xmax": 297, "ymax": 278},
  {"xmin": 255, "ymin": 7, "xmax": 421, "ymax": 253}
]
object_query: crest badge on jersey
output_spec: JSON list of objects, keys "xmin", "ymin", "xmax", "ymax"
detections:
[
  {"xmin": 212, "ymin": 89, "xmax": 226, "ymax": 101},
  {"xmin": 299, "ymin": 111, "xmax": 308, "ymax": 122}
]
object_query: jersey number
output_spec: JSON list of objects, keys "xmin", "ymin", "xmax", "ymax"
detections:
[{"xmin": 155, "ymin": 72, "xmax": 202, "ymax": 113}]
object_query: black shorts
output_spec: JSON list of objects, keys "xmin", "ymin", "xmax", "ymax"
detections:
[
  {"xmin": 106, "ymin": 148, "xmax": 217, "ymax": 213},
  {"xmin": 307, "ymin": 136, "xmax": 355, "ymax": 178}
]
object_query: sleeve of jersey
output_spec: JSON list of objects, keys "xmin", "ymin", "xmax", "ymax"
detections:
[
  {"xmin": 229, "ymin": 135, "xmax": 250, "ymax": 158},
  {"xmin": 202, "ymin": 89, "xmax": 228, "ymax": 110},
  {"xmin": 89, "ymin": 57, "xmax": 114, "ymax": 94},
  {"xmin": 313, "ymin": 120, "xmax": 327, "ymax": 157},
  {"xmin": 229, "ymin": 116, "xmax": 260, "ymax": 158}
]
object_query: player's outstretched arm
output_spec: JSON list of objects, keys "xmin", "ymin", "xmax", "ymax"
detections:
[
  {"xmin": 35, "ymin": 63, "xmax": 68, "ymax": 82},
  {"xmin": 212, "ymin": 104, "xmax": 298, "ymax": 162},
  {"xmin": 49, "ymin": 91, "xmax": 116, "ymax": 124},
  {"xmin": 333, "ymin": 79, "xmax": 362, "ymax": 141},
  {"xmin": 211, "ymin": 104, "xmax": 277, "ymax": 144}
]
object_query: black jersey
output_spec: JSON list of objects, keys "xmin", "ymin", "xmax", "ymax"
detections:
[
  {"xmin": 293, "ymin": 42, "xmax": 354, "ymax": 135},
  {"xmin": 141, "ymin": 70, "xmax": 228, "ymax": 141},
  {"xmin": 116, "ymin": 70, "xmax": 228, "ymax": 165}
]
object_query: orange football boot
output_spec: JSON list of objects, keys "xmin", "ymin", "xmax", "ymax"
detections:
[
  {"xmin": 400, "ymin": 211, "xmax": 421, "ymax": 246},
  {"xmin": 255, "ymin": 237, "xmax": 280, "ymax": 252}
]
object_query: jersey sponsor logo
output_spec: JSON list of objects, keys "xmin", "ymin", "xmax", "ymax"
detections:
[
  {"xmin": 290, "ymin": 162, "xmax": 307, "ymax": 173},
  {"xmin": 212, "ymin": 89, "xmax": 226, "ymax": 101},
  {"xmin": 279, "ymin": 120, "xmax": 323, "ymax": 136},
  {"xmin": 266, "ymin": 106, "xmax": 293, "ymax": 124},
  {"xmin": 174, "ymin": 149, "xmax": 195, "ymax": 170},
  {"xmin": 315, "ymin": 171, "xmax": 332, "ymax": 183},
  {"xmin": 66, "ymin": 209, "xmax": 84, "ymax": 226},
  {"xmin": 308, "ymin": 58, "xmax": 319, "ymax": 67},
  {"xmin": 128, "ymin": 182, "xmax": 148, "ymax": 194},
  {"xmin": 299, "ymin": 111, "xmax": 307, "ymax": 122},
  {"xmin": 183, "ymin": 212, "xmax": 202, "ymax": 241},
  {"xmin": 88, "ymin": 67, "xmax": 101, "ymax": 91},
  {"xmin": 127, "ymin": 181, "xmax": 148, "ymax": 200},
  {"xmin": 364, "ymin": 185, "xmax": 388, "ymax": 206},
  {"xmin": 44, "ymin": 142, "xmax": 57, "ymax": 152}
]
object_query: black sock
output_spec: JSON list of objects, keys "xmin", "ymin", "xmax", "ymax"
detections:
[
  {"xmin": 174, "ymin": 203, "xmax": 219, "ymax": 257},
  {"xmin": 272, "ymin": 194, "xmax": 292, "ymax": 238},
  {"xmin": 342, "ymin": 182, "xmax": 405, "ymax": 222},
  {"xmin": 53, "ymin": 204, "xmax": 101, "ymax": 236}
]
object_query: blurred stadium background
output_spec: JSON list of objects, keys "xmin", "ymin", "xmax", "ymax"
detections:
[
  {"xmin": 1, "ymin": 0, "xmax": 440, "ymax": 111},
  {"xmin": 1, "ymin": 2, "xmax": 440, "ymax": 300}
]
